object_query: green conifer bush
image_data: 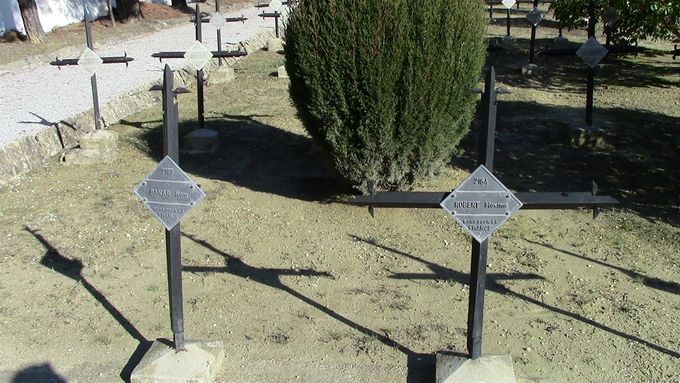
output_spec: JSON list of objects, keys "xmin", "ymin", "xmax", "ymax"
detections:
[{"xmin": 285, "ymin": 0, "xmax": 486, "ymax": 192}]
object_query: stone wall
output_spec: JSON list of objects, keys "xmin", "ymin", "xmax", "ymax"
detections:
[{"xmin": 0, "ymin": 30, "xmax": 274, "ymax": 187}]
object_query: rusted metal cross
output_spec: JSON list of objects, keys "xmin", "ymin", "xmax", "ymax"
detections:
[
  {"xmin": 347, "ymin": 66, "xmax": 618, "ymax": 361},
  {"xmin": 50, "ymin": 10, "xmax": 133, "ymax": 131}
]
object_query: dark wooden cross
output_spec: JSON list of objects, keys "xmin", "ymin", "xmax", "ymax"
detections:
[
  {"xmin": 347, "ymin": 66, "xmax": 618, "ymax": 360},
  {"xmin": 144, "ymin": 65, "xmax": 193, "ymax": 351},
  {"xmin": 257, "ymin": 0, "xmax": 288, "ymax": 39},
  {"xmin": 152, "ymin": 4, "xmax": 248, "ymax": 130},
  {"xmin": 50, "ymin": 11, "xmax": 133, "ymax": 130},
  {"xmin": 526, "ymin": 0, "xmax": 542, "ymax": 63}
]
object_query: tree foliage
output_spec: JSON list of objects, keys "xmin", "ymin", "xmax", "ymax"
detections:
[
  {"xmin": 551, "ymin": 0, "xmax": 680, "ymax": 42},
  {"xmin": 284, "ymin": 0, "xmax": 487, "ymax": 193}
]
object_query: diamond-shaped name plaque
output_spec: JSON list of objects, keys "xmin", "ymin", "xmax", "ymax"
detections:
[
  {"xmin": 134, "ymin": 156, "xmax": 206, "ymax": 230},
  {"xmin": 78, "ymin": 47, "xmax": 103, "ymax": 76},
  {"xmin": 577, "ymin": 36, "xmax": 609, "ymax": 68},
  {"xmin": 184, "ymin": 41, "xmax": 214, "ymax": 71},
  {"xmin": 269, "ymin": 0, "xmax": 282, "ymax": 12},
  {"xmin": 526, "ymin": 8, "xmax": 543, "ymax": 26},
  {"xmin": 210, "ymin": 11, "xmax": 226, "ymax": 29},
  {"xmin": 502, "ymin": 0, "xmax": 516, "ymax": 9},
  {"xmin": 440, "ymin": 165, "xmax": 523, "ymax": 243}
]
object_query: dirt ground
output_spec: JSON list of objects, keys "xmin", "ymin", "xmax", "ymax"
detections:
[{"xmin": 0, "ymin": 4, "xmax": 679, "ymax": 383}]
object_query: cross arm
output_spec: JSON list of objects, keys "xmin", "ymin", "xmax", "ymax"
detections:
[
  {"xmin": 50, "ymin": 55, "xmax": 134, "ymax": 67},
  {"xmin": 255, "ymin": 1, "xmax": 291, "ymax": 7},
  {"xmin": 191, "ymin": 15, "xmax": 248, "ymax": 23},
  {"xmin": 346, "ymin": 191, "xmax": 619, "ymax": 210},
  {"xmin": 151, "ymin": 50, "xmax": 248, "ymax": 60},
  {"xmin": 259, "ymin": 12, "xmax": 281, "ymax": 18}
]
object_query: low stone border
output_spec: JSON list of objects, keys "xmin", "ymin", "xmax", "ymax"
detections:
[{"xmin": 0, "ymin": 30, "xmax": 275, "ymax": 187}]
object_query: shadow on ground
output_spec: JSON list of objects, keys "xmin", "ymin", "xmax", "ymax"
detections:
[
  {"xmin": 24, "ymin": 226, "xmax": 151, "ymax": 382},
  {"xmin": 459, "ymin": 100, "xmax": 680, "ymax": 226},
  {"xmin": 126, "ymin": 114, "xmax": 351, "ymax": 202},
  {"xmin": 182, "ymin": 232, "xmax": 438, "ymax": 382},
  {"xmin": 352, "ymin": 235, "xmax": 680, "ymax": 359},
  {"xmin": 10, "ymin": 363, "xmax": 67, "ymax": 383},
  {"xmin": 484, "ymin": 37, "xmax": 679, "ymax": 91}
]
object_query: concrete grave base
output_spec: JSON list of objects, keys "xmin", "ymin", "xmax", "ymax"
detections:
[
  {"xmin": 206, "ymin": 66, "xmax": 236, "ymax": 86},
  {"xmin": 79, "ymin": 130, "xmax": 119, "ymax": 151},
  {"xmin": 182, "ymin": 129, "xmax": 220, "ymax": 155},
  {"xmin": 63, "ymin": 148, "xmax": 117, "ymax": 165},
  {"xmin": 521, "ymin": 63, "xmax": 541, "ymax": 76},
  {"xmin": 130, "ymin": 339, "xmax": 225, "ymax": 383},
  {"xmin": 267, "ymin": 37, "xmax": 284, "ymax": 53},
  {"xmin": 436, "ymin": 352, "xmax": 516, "ymax": 383},
  {"xmin": 277, "ymin": 65, "xmax": 288, "ymax": 79}
]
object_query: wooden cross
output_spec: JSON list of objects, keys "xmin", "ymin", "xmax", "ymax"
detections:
[{"xmin": 50, "ymin": 11, "xmax": 133, "ymax": 130}]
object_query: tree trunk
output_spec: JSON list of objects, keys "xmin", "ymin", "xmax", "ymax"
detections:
[
  {"xmin": 172, "ymin": 0, "xmax": 192, "ymax": 13},
  {"xmin": 118, "ymin": 0, "xmax": 142, "ymax": 21},
  {"xmin": 107, "ymin": 0, "xmax": 116, "ymax": 27},
  {"xmin": 17, "ymin": 0, "xmax": 44, "ymax": 43}
]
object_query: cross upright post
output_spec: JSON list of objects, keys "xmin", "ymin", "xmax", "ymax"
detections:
[
  {"xmin": 468, "ymin": 67, "xmax": 497, "ymax": 359},
  {"xmin": 586, "ymin": 0, "xmax": 596, "ymax": 126},
  {"xmin": 529, "ymin": 0, "xmax": 540, "ymax": 63},
  {"xmin": 162, "ymin": 64, "xmax": 185, "ymax": 351},
  {"xmin": 195, "ymin": 5, "xmax": 206, "ymax": 130}
]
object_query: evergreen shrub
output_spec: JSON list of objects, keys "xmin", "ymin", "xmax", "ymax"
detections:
[{"xmin": 285, "ymin": 0, "xmax": 487, "ymax": 192}]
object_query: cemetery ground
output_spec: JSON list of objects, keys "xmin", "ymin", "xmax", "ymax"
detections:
[{"xmin": 1, "ymin": 11, "xmax": 679, "ymax": 383}]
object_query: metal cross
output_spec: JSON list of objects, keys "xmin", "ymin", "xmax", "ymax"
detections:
[
  {"xmin": 191, "ymin": 0, "xmax": 247, "ymax": 66},
  {"xmin": 347, "ymin": 66, "xmax": 618, "ymax": 360},
  {"xmin": 152, "ymin": 4, "xmax": 247, "ymax": 130},
  {"xmin": 147, "ymin": 64, "xmax": 193, "ymax": 351},
  {"xmin": 50, "ymin": 12, "xmax": 133, "ymax": 131},
  {"xmin": 258, "ymin": 0, "xmax": 288, "ymax": 38}
]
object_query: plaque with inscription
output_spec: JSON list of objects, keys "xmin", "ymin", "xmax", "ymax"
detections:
[
  {"xmin": 577, "ymin": 36, "xmax": 609, "ymax": 68},
  {"xmin": 134, "ymin": 156, "xmax": 206, "ymax": 230},
  {"xmin": 78, "ymin": 47, "xmax": 103, "ymax": 76},
  {"xmin": 526, "ymin": 8, "xmax": 543, "ymax": 27},
  {"xmin": 269, "ymin": 0, "xmax": 282, "ymax": 11},
  {"xmin": 440, "ymin": 165, "xmax": 523, "ymax": 243},
  {"xmin": 184, "ymin": 41, "xmax": 214, "ymax": 72},
  {"xmin": 502, "ymin": 0, "xmax": 516, "ymax": 9}
]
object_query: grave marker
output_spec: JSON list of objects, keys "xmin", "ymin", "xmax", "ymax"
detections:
[
  {"xmin": 502, "ymin": 0, "xmax": 517, "ymax": 39},
  {"xmin": 50, "ymin": 9, "xmax": 133, "ymax": 130},
  {"xmin": 259, "ymin": 0, "xmax": 285, "ymax": 38},
  {"xmin": 130, "ymin": 65, "xmax": 225, "ymax": 383},
  {"xmin": 347, "ymin": 66, "xmax": 618, "ymax": 379},
  {"xmin": 194, "ymin": 0, "xmax": 248, "ymax": 66},
  {"xmin": 135, "ymin": 65, "xmax": 198, "ymax": 350},
  {"xmin": 152, "ymin": 4, "xmax": 248, "ymax": 130},
  {"xmin": 526, "ymin": 0, "xmax": 542, "ymax": 63},
  {"xmin": 580, "ymin": 0, "xmax": 608, "ymax": 127}
]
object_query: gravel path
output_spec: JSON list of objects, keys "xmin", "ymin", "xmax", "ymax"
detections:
[{"xmin": 0, "ymin": 5, "xmax": 284, "ymax": 150}]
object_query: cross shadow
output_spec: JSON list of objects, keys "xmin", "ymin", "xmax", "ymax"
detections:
[
  {"xmin": 354, "ymin": 235, "xmax": 680, "ymax": 359},
  {"xmin": 23, "ymin": 226, "xmax": 151, "ymax": 382},
  {"xmin": 10, "ymin": 363, "xmax": 67, "ymax": 383},
  {"xmin": 19, "ymin": 112, "xmax": 55, "ymax": 127},
  {"xmin": 350, "ymin": 235, "xmax": 545, "ymax": 286},
  {"xmin": 525, "ymin": 239, "xmax": 680, "ymax": 295},
  {"xmin": 182, "ymin": 232, "xmax": 436, "ymax": 382},
  {"xmin": 136, "ymin": 114, "xmax": 352, "ymax": 202}
]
